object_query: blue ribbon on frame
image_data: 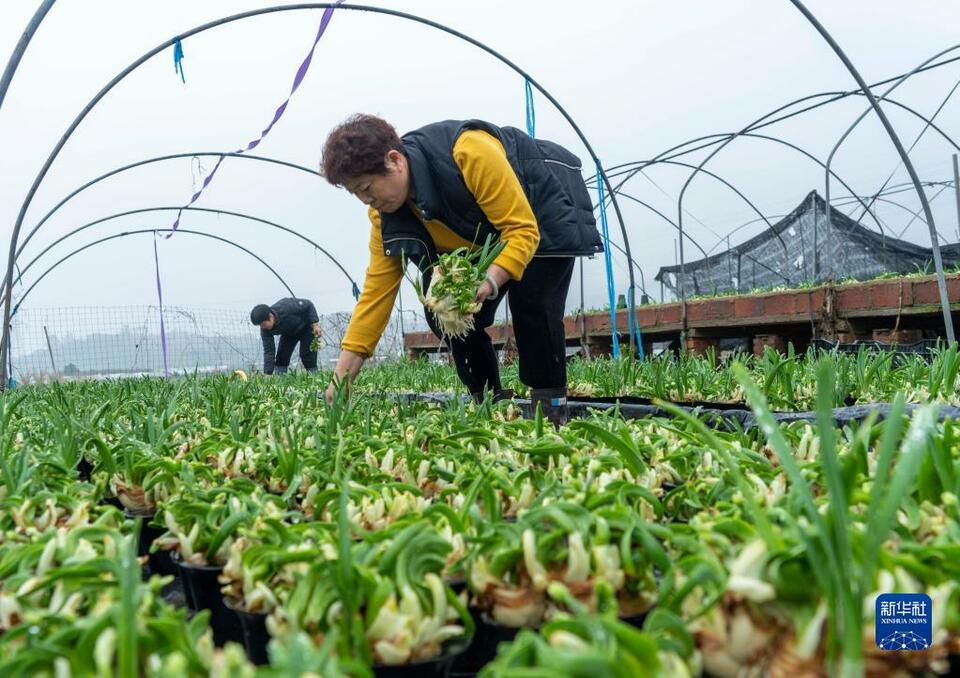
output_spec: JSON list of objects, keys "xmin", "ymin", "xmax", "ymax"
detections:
[{"xmin": 595, "ymin": 163, "xmax": 620, "ymax": 359}]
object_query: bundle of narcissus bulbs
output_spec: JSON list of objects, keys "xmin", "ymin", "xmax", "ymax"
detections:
[{"xmin": 411, "ymin": 234, "xmax": 506, "ymax": 338}]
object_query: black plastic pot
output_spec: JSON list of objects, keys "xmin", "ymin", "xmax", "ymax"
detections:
[
  {"xmin": 566, "ymin": 393, "xmax": 760, "ymax": 413},
  {"xmin": 444, "ymin": 574, "xmax": 468, "ymax": 596},
  {"xmin": 224, "ymin": 598, "xmax": 270, "ymax": 666},
  {"xmin": 621, "ymin": 610, "xmax": 649, "ymax": 629},
  {"xmin": 450, "ymin": 611, "xmax": 520, "ymax": 675},
  {"xmin": 100, "ymin": 496, "xmax": 124, "ymax": 511},
  {"xmin": 76, "ymin": 456, "xmax": 93, "ymax": 482},
  {"xmin": 173, "ymin": 553, "xmax": 243, "ymax": 647},
  {"xmin": 124, "ymin": 510, "xmax": 177, "ymax": 578},
  {"xmin": 374, "ymin": 635, "xmax": 472, "ymax": 678}
]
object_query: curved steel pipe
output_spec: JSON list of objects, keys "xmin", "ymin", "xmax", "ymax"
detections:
[
  {"xmin": 610, "ymin": 54, "xmax": 960, "ymax": 180},
  {"xmin": 0, "ymin": 1, "xmax": 55, "ymax": 113},
  {"xmin": 593, "ymin": 158, "xmax": 786, "ymax": 293},
  {"xmin": 822, "ymin": 44, "xmax": 960, "ymax": 282},
  {"xmin": 604, "ymin": 190, "xmax": 710, "ymax": 261},
  {"xmin": 850, "ymin": 75, "xmax": 960, "ymax": 227},
  {"xmin": 599, "ymin": 159, "xmax": 810, "ymax": 293},
  {"xmin": 597, "ymin": 157, "xmax": 788, "ymax": 253},
  {"xmin": 604, "ymin": 90, "xmax": 960, "ymax": 240},
  {"xmin": 13, "ymin": 227, "xmax": 293, "ymax": 315},
  {"xmin": 0, "ymin": 3, "xmax": 638, "ymax": 382},
  {"xmin": 791, "ymin": 0, "xmax": 954, "ymax": 342},
  {"xmin": 619, "ymin": 50, "xmax": 960, "ymax": 334},
  {"xmin": 893, "ymin": 185, "xmax": 953, "ymax": 240},
  {"xmin": 19, "ymin": 151, "xmax": 321, "ymax": 257},
  {"xmin": 5, "ymin": 206, "xmax": 358, "ymax": 297},
  {"xmin": 604, "ymin": 105, "xmax": 960, "ymax": 241}
]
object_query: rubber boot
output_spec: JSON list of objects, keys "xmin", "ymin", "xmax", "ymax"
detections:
[
  {"xmin": 273, "ymin": 365, "xmax": 289, "ymax": 376},
  {"xmin": 530, "ymin": 387, "xmax": 568, "ymax": 428}
]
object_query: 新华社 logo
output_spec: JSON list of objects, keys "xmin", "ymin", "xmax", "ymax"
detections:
[{"xmin": 875, "ymin": 593, "xmax": 933, "ymax": 651}]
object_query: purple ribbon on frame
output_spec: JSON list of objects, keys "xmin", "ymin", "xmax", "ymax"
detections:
[
  {"xmin": 167, "ymin": 1, "xmax": 344, "ymax": 237},
  {"xmin": 153, "ymin": 234, "xmax": 169, "ymax": 377}
]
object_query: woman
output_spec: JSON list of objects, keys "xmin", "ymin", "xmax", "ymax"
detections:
[{"xmin": 321, "ymin": 114, "xmax": 602, "ymax": 425}]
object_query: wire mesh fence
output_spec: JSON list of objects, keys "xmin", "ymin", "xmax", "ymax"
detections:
[{"xmin": 9, "ymin": 305, "xmax": 433, "ymax": 384}]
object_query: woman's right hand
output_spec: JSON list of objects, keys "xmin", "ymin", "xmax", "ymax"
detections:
[{"xmin": 326, "ymin": 350, "xmax": 365, "ymax": 405}]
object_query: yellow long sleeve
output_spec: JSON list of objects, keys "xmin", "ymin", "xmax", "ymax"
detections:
[
  {"xmin": 340, "ymin": 129, "xmax": 541, "ymax": 357},
  {"xmin": 340, "ymin": 208, "xmax": 403, "ymax": 358}
]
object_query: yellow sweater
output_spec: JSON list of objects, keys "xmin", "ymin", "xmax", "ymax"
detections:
[{"xmin": 341, "ymin": 129, "xmax": 540, "ymax": 357}]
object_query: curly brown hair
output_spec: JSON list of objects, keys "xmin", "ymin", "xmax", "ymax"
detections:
[{"xmin": 321, "ymin": 114, "xmax": 404, "ymax": 186}]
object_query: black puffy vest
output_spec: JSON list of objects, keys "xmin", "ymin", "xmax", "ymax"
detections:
[{"xmin": 379, "ymin": 119, "xmax": 603, "ymax": 269}]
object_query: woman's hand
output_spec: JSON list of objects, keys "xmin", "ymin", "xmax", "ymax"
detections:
[
  {"xmin": 326, "ymin": 349, "xmax": 365, "ymax": 405},
  {"xmin": 475, "ymin": 263, "xmax": 511, "ymax": 303}
]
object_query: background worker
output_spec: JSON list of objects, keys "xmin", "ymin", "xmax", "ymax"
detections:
[
  {"xmin": 320, "ymin": 115, "xmax": 603, "ymax": 424},
  {"xmin": 249, "ymin": 298, "xmax": 321, "ymax": 375}
]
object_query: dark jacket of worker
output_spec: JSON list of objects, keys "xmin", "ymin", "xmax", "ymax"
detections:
[{"xmin": 260, "ymin": 298, "xmax": 319, "ymax": 374}]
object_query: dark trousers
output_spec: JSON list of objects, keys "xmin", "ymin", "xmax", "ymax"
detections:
[
  {"xmin": 276, "ymin": 325, "xmax": 318, "ymax": 371},
  {"xmin": 424, "ymin": 256, "xmax": 575, "ymax": 392}
]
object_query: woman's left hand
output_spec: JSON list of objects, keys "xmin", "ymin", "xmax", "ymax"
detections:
[{"xmin": 475, "ymin": 264, "xmax": 511, "ymax": 303}]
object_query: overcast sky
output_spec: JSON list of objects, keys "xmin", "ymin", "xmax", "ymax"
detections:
[{"xmin": 2, "ymin": 0, "xmax": 960, "ymax": 328}]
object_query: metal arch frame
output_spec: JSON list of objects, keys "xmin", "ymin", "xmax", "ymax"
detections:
[
  {"xmin": 605, "ymin": 90, "xmax": 960, "ymax": 242},
  {"xmin": 861, "ymin": 196, "xmax": 929, "ymax": 228},
  {"xmin": 606, "ymin": 55, "xmax": 960, "ymax": 179},
  {"xmin": 602, "ymin": 189, "xmax": 710, "ymax": 262},
  {"xmin": 597, "ymin": 158, "xmax": 799, "ymax": 292},
  {"xmin": 13, "ymin": 228, "xmax": 294, "ymax": 316},
  {"xmin": 600, "ymin": 114, "xmax": 959, "ymax": 290},
  {"xmin": 822, "ymin": 43, "xmax": 960, "ymax": 282},
  {"xmin": 5, "ymin": 206, "xmax": 359, "ymax": 298},
  {"xmin": 608, "ymin": 131, "xmax": 864, "ymax": 302},
  {"xmin": 788, "ymin": 1, "xmax": 954, "ymax": 343},
  {"xmin": 602, "ymin": 49, "xmax": 960, "ymax": 338},
  {"xmin": 848, "ymin": 73, "xmax": 960, "ymax": 227},
  {"xmin": 847, "ymin": 179, "xmax": 956, "ymax": 201},
  {"xmin": 589, "ymin": 158, "xmax": 785, "ymax": 295},
  {"xmin": 592, "ymin": 134, "xmax": 878, "ymax": 295},
  {"xmin": 0, "ymin": 2, "xmax": 638, "ymax": 384},
  {"xmin": 0, "ymin": 1, "xmax": 55, "ymax": 114},
  {"xmin": 587, "ymin": 54, "xmax": 960, "ymax": 248},
  {"xmin": 601, "ymin": 238, "xmax": 650, "ymax": 297},
  {"xmin": 608, "ymin": 132, "xmax": 905, "ymax": 277},
  {"xmin": 892, "ymin": 185, "xmax": 955, "ymax": 240},
  {"xmin": 599, "ymin": 159, "xmax": 778, "ymax": 229},
  {"xmin": 609, "ymin": 92, "xmax": 960, "ymax": 186},
  {"xmin": 20, "ymin": 146, "xmax": 670, "ymax": 324},
  {"xmin": 599, "ymin": 132, "xmax": 889, "ymax": 236},
  {"xmin": 671, "ymin": 82, "xmax": 960, "ymax": 342},
  {"xmin": 19, "ymin": 151, "xmax": 322, "ymax": 257}
]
